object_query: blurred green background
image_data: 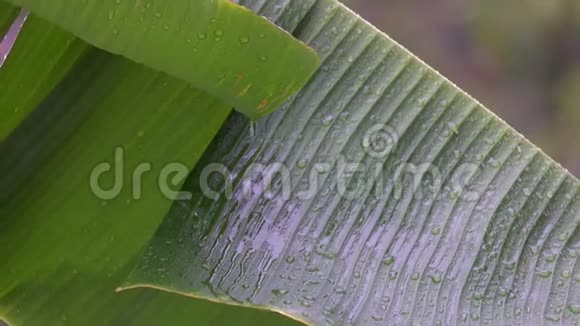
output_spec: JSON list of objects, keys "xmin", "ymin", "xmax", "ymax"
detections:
[{"xmin": 343, "ymin": 0, "xmax": 580, "ymax": 177}]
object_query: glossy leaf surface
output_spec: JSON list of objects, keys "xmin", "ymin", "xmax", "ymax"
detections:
[{"xmin": 125, "ymin": 0, "xmax": 580, "ymax": 325}]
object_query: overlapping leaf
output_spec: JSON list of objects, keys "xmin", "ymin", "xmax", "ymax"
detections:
[{"xmin": 6, "ymin": 0, "xmax": 320, "ymax": 119}]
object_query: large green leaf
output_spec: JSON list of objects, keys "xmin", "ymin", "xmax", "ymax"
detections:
[
  {"xmin": 7, "ymin": 0, "xmax": 320, "ymax": 119},
  {"xmin": 0, "ymin": 45, "xmax": 299, "ymax": 325},
  {"xmin": 0, "ymin": 1, "xmax": 313, "ymax": 325},
  {"xmin": 124, "ymin": 0, "xmax": 580, "ymax": 324}
]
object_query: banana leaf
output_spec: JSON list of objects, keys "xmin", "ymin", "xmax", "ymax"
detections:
[
  {"xmin": 5, "ymin": 0, "xmax": 320, "ymax": 119},
  {"xmin": 123, "ymin": 0, "xmax": 580, "ymax": 325}
]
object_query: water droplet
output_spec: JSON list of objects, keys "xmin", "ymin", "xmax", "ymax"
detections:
[
  {"xmin": 214, "ymin": 30, "xmax": 223, "ymax": 37},
  {"xmin": 249, "ymin": 121, "xmax": 256, "ymax": 137},
  {"xmin": 198, "ymin": 33, "xmax": 207, "ymax": 40},
  {"xmin": 447, "ymin": 122, "xmax": 459, "ymax": 134},
  {"xmin": 314, "ymin": 164, "xmax": 330, "ymax": 174},
  {"xmin": 371, "ymin": 315, "xmax": 384, "ymax": 322},
  {"xmin": 545, "ymin": 314, "xmax": 561, "ymax": 322},
  {"xmin": 321, "ymin": 114, "xmax": 333, "ymax": 126},
  {"xmin": 272, "ymin": 289, "xmax": 289, "ymax": 296},
  {"xmin": 286, "ymin": 256, "xmax": 296, "ymax": 264},
  {"xmin": 558, "ymin": 232, "xmax": 569, "ymax": 242},
  {"xmin": 296, "ymin": 159, "xmax": 308, "ymax": 169},
  {"xmin": 382, "ymin": 256, "xmax": 395, "ymax": 266},
  {"xmin": 431, "ymin": 227, "xmax": 442, "ymax": 236},
  {"xmin": 561, "ymin": 270, "xmax": 572, "ymax": 279},
  {"xmin": 239, "ymin": 36, "xmax": 249, "ymax": 45},
  {"xmin": 259, "ymin": 55, "xmax": 268, "ymax": 62},
  {"xmin": 544, "ymin": 254, "xmax": 557, "ymax": 262},
  {"xmin": 306, "ymin": 265, "xmax": 320, "ymax": 273},
  {"xmin": 536, "ymin": 270, "xmax": 552, "ymax": 278},
  {"xmin": 431, "ymin": 274, "xmax": 443, "ymax": 284},
  {"xmin": 568, "ymin": 304, "xmax": 580, "ymax": 314},
  {"xmin": 334, "ymin": 287, "xmax": 347, "ymax": 294},
  {"xmin": 154, "ymin": 12, "xmax": 162, "ymax": 18},
  {"xmin": 488, "ymin": 158, "xmax": 501, "ymax": 168},
  {"xmin": 498, "ymin": 287, "xmax": 509, "ymax": 297},
  {"xmin": 448, "ymin": 191, "xmax": 459, "ymax": 200},
  {"xmin": 411, "ymin": 272, "xmax": 421, "ymax": 280},
  {"xmin": 504, "ymin": 260, "xmax": 516, "ymax": 270}
]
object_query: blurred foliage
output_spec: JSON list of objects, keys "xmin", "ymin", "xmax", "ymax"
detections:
[{"xmin": 343, "ymin": 0, "xmax": 580, "ymax": 176}]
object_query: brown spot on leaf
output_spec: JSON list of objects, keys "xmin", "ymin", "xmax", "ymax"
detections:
[{"xmin": 258, "ymin": 99, "xmax": 270, "ymax": 112}]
